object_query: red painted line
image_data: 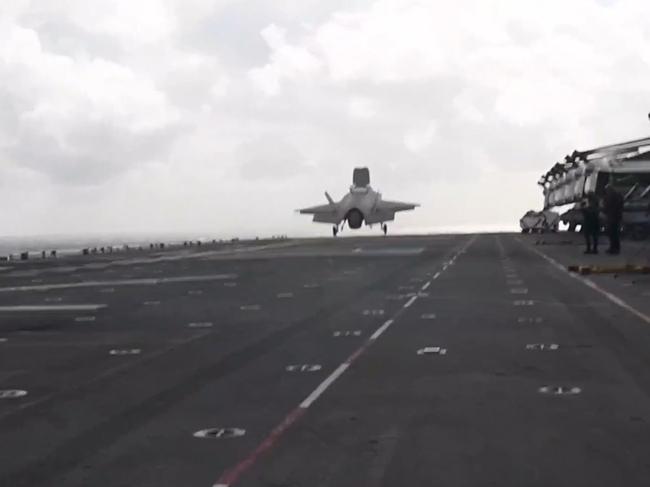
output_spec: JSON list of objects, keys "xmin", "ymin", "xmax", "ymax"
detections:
[
  {"xmin": 214, "ymin": 406, "xmax": 306, "ymax": 487},
  {"xmin": 345, "ymin": 341, "xmax": 369, "ymax": 365},
  {"xmin": 213, "ymin": 236, "xmax": 477, "ymax": 486}
]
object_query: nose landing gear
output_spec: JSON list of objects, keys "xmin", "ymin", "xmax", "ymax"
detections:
[
  {"xmin": 333, "ymin": 225, "xmax": 338, "ymax": 237},
  {"xmin": 382, "ymin": 224, "xmax": 388, "ymax": 236}
]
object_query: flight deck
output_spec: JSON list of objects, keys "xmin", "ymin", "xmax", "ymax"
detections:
[{"xmin": 1, "ymin": 234, "xmax": 650, "ymax": 487}]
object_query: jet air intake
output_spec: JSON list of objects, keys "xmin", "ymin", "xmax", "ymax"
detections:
[{"xmin": 346, "ymin": 208, "xmax": 364, "ymax": 229}]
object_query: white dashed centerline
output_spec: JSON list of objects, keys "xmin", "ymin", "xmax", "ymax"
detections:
[
  {"xmin": 299, "ymin": 363, "xmax": 349, "ymax": 409},
  {"xmin": 211, "ymin": 235, "xmax": 477, "ymax": 487},
  {"xmin": 369, "ymin": 319, "xmax": 394, "ymax": 340},
  {"xmin": 403, "ymin": 296, "xmax": 417, "ymax": 308}
]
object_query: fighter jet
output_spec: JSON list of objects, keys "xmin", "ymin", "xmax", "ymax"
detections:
[{"xmin": 297, "ymin": 167, "xmax": 418, "ymax": 236}]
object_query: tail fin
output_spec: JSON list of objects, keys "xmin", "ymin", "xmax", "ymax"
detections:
[{"xmin": 325, "ymin": 191, "xmax": 334, "ymax": 205}]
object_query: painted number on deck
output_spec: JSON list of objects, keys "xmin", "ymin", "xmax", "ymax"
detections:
[
  {"xmin": 526, "ymin": 343, "xmax": 559, "ymax": 351},
  {"xmin": 193, "ymin": 427, "xmax": 246, "ymax": 439},
  {"xmin": 109, "ymin": 348, "xmax": 141, "ymax": 356},
  {"xmin": 188, "ymin": 322, "xmax": 213, "ymax": 328},
  {"xmin": 517, "ymin": 317, "xmax": 543, "ymax": 324},
  {"xmin": 510, "ymin": 288, "xmax": 529, "ymax": 294},
  {"xmin": 363, "ymin": 309, "xmax": 384, "ymax": 316},
  {"xmin": 240, "ymin": 305, "xmax": 260, "ymax": 311},
  {"xmin": 417, "ymin": 347, "xmax": 447, "ymax": 355},
  {"xmin": 333, "ymin": 330, "xmax": 362, "ymax": 337},
  {"xmin": 286, "ymin": 364, "xmax": 322, "ymax": 372},
  {"xmin": 538, "ymin": 386, "xmax": 581, "ymax": 396}
]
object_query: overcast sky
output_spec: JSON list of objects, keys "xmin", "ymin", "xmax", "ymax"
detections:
[{"xmin": 1, "ymin": 0, "xmax": 650, "ymax": 238}]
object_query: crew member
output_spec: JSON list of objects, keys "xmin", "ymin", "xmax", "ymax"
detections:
[
  {"xmin": 603, "ymin": 184, "xmax": 624, "ymax": 254},
  {"xmin": 581, "ymin": 192, "xmax": 599, "ymax": 254}
]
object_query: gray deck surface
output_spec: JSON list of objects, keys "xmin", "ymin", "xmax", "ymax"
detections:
[{"xmin": 1, "ymin": 233, "xmax": 650, "ymax": 487}]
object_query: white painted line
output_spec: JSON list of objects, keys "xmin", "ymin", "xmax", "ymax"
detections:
[
  {"xmin": 0, "ymin": 338, "xmax": 7, "ymax": 343},
  {"xmin": 370, "ymin": 319, "xmax": 394, "ymax": 340},
  {"xmin": 74, "ymin": 316, "xmax": 96, "ymax": 322},
  {"xmin": 0, "ymin": 304, "xmax": 106, "ymax": 312},
  {"xmin": 403, "ymin": 296, "xmax": 417, "ymax": 308},
  {"xmin": 421, "ymin": 313, "xmax": 437, "ymax": 320},
  {"xmin": 421, "ymin": 281, "xmax": 431, "ymax": 291},
  {"xmin": 188, "ymin": 290, "xmax": 204, "ymax": 295},
  {"xmin": 277, "ymin": 292, "xmax": 294, "ymax": 298},
  {"xmin": 528, "ymin": 244, "xmax": 650, "ymax": 327},
  {"xmin": 433, "ymin": 272, "xmax": 441, "ymax": 279},
  {"xmin": 143, "ymin": 300, "xmax": 161, "ymax": 306},
  {"xmin": 224, "ymin": 282, "xmax": 237, "ymax": 287},
  {"xmin": 0, "ymin": 390, "xmax": 27, "ymax": 399},
  {"xmin": 44, "ymin": 297, "xmax": 63, "ymax": 303},
  {"xmin": 299, "ymin": 363, "xmax": 349, "ymax": 409},
  {"xmin": 100, "ymin": 288, "xmax": 115, "ymax": 293},
  {"xmin": 0, "ymin": 274, "xmax": 238, "ymax": 292}
]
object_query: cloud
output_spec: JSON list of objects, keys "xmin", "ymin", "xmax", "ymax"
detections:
[
  {"xmin": 0, "ymin": 20, "xmax": 181, "ymax": 183},
  {"xmin": 1, "ymin": 0, "xmax": 650, "ymax": 237},
  {"xmin": 249, "ymin": 24, "xmax": 323, "ymax": 95},
  {"xmin": 236, "ymin": 135, "xmax": 308, "ymax": 181}
]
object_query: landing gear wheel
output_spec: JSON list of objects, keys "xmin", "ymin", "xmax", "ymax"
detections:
[
  {"xmin": 382, "ymin": 224, "xmax": 388, "ymax": 236},
  {"xmin": 332, "ymin": 225, "xmax": 338, "ymax": 237}
]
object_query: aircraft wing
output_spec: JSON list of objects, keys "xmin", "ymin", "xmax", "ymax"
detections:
[
  {"xmin": 297, "ymin": 203, "xmax": 341, "ymax": 224},
  {"xmin": 298, "ymin": 204, "xmax": 334, "ymax": 215},
  {"xmin": 364, "ymin": 199, "xmax": 418, "ymax": 224},
  {"xmin": 375, "ymin": 199, "xmax": 418, "ymax": 212}
]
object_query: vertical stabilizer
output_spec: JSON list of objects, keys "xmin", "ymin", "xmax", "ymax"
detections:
[
  {"xmin": 353, "ymin": 167, "xmax": 370, "ymax": 188},
  {"xmin": 325, "ymin": 191, "xmax": 334, "ymax": 205}
]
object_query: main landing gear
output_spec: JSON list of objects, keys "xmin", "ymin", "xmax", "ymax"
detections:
[
  {"xmin": 332, "ymin": 225, "xmax": 338, "ymax": 237},
  {"xmin": 382, "ymin": 224, "xmax": 388, "ymax": 236}
]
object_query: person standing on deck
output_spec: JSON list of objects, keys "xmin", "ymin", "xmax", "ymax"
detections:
[
  {"xmin": 603, "ymin": 184, "xmax": 624, "ymax": 255},
  {"xmin": 581, "ymin": 192, "xmax": 600, "ymax": 254}
]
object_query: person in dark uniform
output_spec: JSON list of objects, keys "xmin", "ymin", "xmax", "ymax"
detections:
[
  {"xmin": 603, "ymin": 184, "xmax": 624, "ymax": 254},
  {"xmin": 581, "ymin": 192, "xmax": 599, "ymax": 254}
]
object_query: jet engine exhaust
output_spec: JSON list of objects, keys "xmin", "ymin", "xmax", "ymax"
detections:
[{"xmin": 346, "ymin": 209, "xmax": 364, "ymax": 229}]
